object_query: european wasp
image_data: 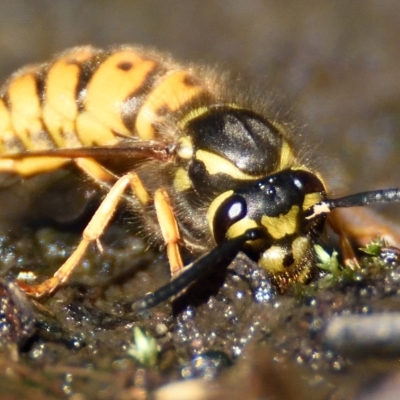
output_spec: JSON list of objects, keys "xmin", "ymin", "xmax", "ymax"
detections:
[{"xmin": 0, "ymin": 45, "xmax": 399, "ymax": 310}]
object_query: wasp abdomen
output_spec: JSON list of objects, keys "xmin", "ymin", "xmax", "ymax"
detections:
[{"xmin": 0, "ymin": 46, "xmax": 212, "ymax": 155}]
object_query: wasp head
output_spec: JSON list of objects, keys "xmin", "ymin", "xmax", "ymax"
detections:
[{"xmin": 208, "ymin": 169, "xmax": 327, "ymax": 289}]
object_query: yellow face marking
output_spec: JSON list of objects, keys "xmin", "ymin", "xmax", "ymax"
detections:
[
  {"xmin": 8, "ymin": 69, "xmax": 47, "ymax": 150},
  {"xmin": 136, "ymin": 70, "xmax": 206, "ymax": 141},
  {"xmin": 173, "ymin": 167, "xmax": 192, "ymax": 192},
  {"xmin": 303, "ymin": 192, "xmax": 324, "ymax": 212},
  {"xmin": 43, "ymin": 47, "xmax": 97, "ymax": 148},
  {"xmin": 82, "ymin": 50, "xmax": 157, "ymax": 145},
  {"xmin": 261, "ymin": 205, "xmax": 299, "ymax": 239},
  {"xmin": 207, "ymin": 190, "xmax": 234, "ymax": 238},
  {"xmin": 258, "ymin": 236, "xmax": 311, "ymax": 276},
  {"xmin": 176, "ymin": 136, "xmax": 194, "ymax": 159},
  {"xmin": 292, "ymin": 236, "xmax": 313, "ymax": 284},
  {"xmin": 195, "ymin": 150, "xmax": 258, "ymax": 180},
  {"xmin": 226, "ymin": 217, "xmax": 258, "ymax": 240},
  {"xmin": 292, "ymin": 236, "xmax": 310, "ymax": 264},
  {"xmin": 259, "ymin": 245, "xmax": 286, "ymax": 273}
]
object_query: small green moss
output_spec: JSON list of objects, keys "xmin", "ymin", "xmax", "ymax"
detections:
[
  {"xmin": 313, "ymin": 245, "xmax": 358, "ymax": 289},
  {"xmin": 127, "ymin": 326, "xmax": 158, "ymax": 368},
  {"xmin": 314, "ymin": 245, "xmax": 340, "ymax": 275},
  {"xmin": 359, "ymin": 237, "xmax": 385, "ymax": 256}
]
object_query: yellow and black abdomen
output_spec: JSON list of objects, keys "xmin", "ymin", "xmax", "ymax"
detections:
[
  {"xmin": 0, "ymin": 46, "xmax": 214, "ymax": 156},
  {"xmin": 0, "ymin": 46, "xmax": 215, "ymax": 229}
]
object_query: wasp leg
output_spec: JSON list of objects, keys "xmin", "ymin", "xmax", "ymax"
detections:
[
  {"xmin": 66, "ymin": 165, "xmax": 184, "ymax": 285},
  {"xmin": 17, "ymin": 172, "xmax": 139, "ymax": 297},
  {"xmin": 0, "ymin": 156, "xmax": 70, "ymax": 177},
  {"xmin": 154, "ymin": 189, "xmax": 183, "ymax": 275},
  {"xmin": 328, "ymin": 207, "xmax": 400, "ymax": 269},
  {"xmin": 338, "ymin": 233, "xmax": 360, "ymax": 270},
  {"xmin": 76, "ymin": 158, "xmax": 150, "ymax": 253},
  {"xmin": 328, "ymin": 208, "xmax": 400, "ymax": 248},
  {"xmin": 74, "ymin": 157, "xmax": 117, "ymax": 184},
  {"xmin": 78, "ymin": 160, "xmax": 184, "ymax": 275},
  {"xmin": 75, "ymin": 157, "xmax": 151, "ymax": 206}
]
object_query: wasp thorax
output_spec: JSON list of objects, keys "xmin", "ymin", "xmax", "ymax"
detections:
[{"xmin": 180, "ymin": 106, "xmax": 287, "ymax": 195}]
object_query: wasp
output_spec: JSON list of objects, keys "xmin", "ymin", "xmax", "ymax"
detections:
[{"xmin": 0, "ymin": 45, "xmax": 399, "ymax": 310}]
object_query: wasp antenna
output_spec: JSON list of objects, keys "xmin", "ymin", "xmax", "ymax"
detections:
[
  {"xmin": 131, "ymin": 228, "xmax": 263, "ymax": 312},
  {"xmin": 306, "ymin": 188, "xmax": 400, "ymax": 220},
  {"xmin": 329, "ymin": 188, "xmax": 400, "ymax": 208}
]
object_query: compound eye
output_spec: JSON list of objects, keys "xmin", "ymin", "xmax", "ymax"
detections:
[
  {"xmin": 213, "ymin": 195, "xmax": 247, "ymax": 243},
  {"xmin": 292, "ymin": 170, "xmax": 325, "ymax": 194}
]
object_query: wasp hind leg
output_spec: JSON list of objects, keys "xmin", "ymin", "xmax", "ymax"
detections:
[
  {"xmin": 17, "ymin": 171, "xmax": 150, "ymax": 297},
  {"xmin": 16, "ymin": 159, "xmax": 185, "ymax": 297}
]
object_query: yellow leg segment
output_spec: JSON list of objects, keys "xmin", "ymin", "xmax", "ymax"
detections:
[
  {"xmin": 154, "ymin": 189, "xmax": 183, "ymax": 276},
  {"xmin": 329, "ymin": 208, "xmax": 400, "ymax": 248},
  {"xmin": 75, "ymin": 157, "xmax": 117, "ymax": 184},
  {"xmin": 18, "ymin": 172, "xmax": 137, "ymax": 297},
  {"xmin": 9, "ymin": 155, "xmax": 183, "ymax": 296},
  {"xmin": 75, "ymin": 157, "xmax": 151, "ymax": 205}
]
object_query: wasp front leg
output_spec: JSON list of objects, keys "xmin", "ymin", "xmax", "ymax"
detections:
[
  {"xmin": 329, "ymin": 208, "xmax": 400, "ymax": 248},
  {"xmin": 328, "ymin": 207, "xmax": 400, "ymax": 269}
]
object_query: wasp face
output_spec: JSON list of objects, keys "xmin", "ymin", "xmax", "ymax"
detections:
[{"xmin": 209, "ymin": 169, "xmax": 327, "ymax": 289}]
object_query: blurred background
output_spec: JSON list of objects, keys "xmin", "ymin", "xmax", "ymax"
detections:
[{"xmin": 0, "ymin": 0, "xmax": 399, "ymax": 216}]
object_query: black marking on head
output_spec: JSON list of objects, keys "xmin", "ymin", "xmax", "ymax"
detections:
[{"xmin": 282, "ymin": 251, "xmax": 294, "ymax": 268}]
